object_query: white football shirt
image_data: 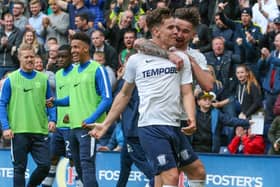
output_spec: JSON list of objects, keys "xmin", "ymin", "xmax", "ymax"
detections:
[{"xmin": 123, "ymin": 51, "xmax": 192, "ymax": 127}]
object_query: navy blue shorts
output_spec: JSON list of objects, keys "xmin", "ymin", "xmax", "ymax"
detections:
[
  {"xmin": 138, "ymin": 125, "xmax": 198, "ymax": 175},
  {"xmin": 50, "ymin": 128, "xmax": 72, "ymax": 159}
]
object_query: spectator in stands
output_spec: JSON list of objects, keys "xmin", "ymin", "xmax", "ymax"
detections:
[
  {"xmin": 252, "ymin": 0, "xmax": 279, "ymax": 34},
  {"xmin": 20, "ymin": 30, "xmax": 45, "ymax": 60},
  {"xmin": 258, "ymin": 32, "xmax": 280, "ymax": 125},
  {"xmin": 85, "ymin": 0, "xmax": 105, "ymax": 29},
  {"xmin": 0, "ymin": 13, "xmax": 23, "ymax": 78},
  {"xmin": 26, "ymin": 0, "xmax": 47, "ymax": 44},
  {"xmin": 228, "ymin": 126, "xmax": 265, "ymax": 154},
  {"xmin": 260, "ymin": 16, "xmax": 280, "ymax": 52},
  {"xmin": 119, "ymin": 29, "xmax": 137, "ymax": 66},
  {"xmin": 0, "ymin": 0, "xmax": 9, "ymax": 19},
  {"xmin": 218, "ymin": 3, "xmax": 263, "ymax": 77},
  {"xmin": 46, "ymin": 43, "xmax": 59, "ymax": 73},
  {"xmin": 212, "ymin": 13, "xmax": 235, "ymax": 51},
  {"xmin": 274, "ymin": 93, "xmax": 280, "ymax": 115},
  {"xmin": 192, "ymin": 91, "xmax": 250, "ymax": 153},
  {"xmin": 90, "ymin": 29, "xmax": 119, "ymax": 71},
  {"xmin": 268, "ymin": 115, "xmax": 280, "ymax": 154},
  {"xmin": 68, "ymin": 13, "xmax": 95, "ymax": 38},
  {"xmin": 93, "ymin": 51, "xmax": 117, "ymax": 91},
  {"xmin": 235, "ymin": 64, "xmax": 263, "ymax": 119},
  {"xmin": 191, "ymin": 21, "xmax": 212, "ymax": 53},
  {"xmin": 136, "ymin": 14, "xmax": 151, "ymax": 39},
  {"xmin": 56, "ymin": 0, "xmax": 94, "ymax": 30},
  {"xmin": 109, "ymin": 0, "xmax": 144, "ymax": 25},
  {"xmin": 206, "ymin": 64, "xmax": 235, "ymax": 145},
  {"xmin": 34, "ymin": 55, "xmax": 56, "ymax": 95},
  {"xmin": 12, "ymin": 0, "xmax": 28, "ymax": 31},
  {"xmin": 97, "ymin": 122, "xmax": 124, "ymax": 152},
  {"xmin": 204, "ymin": 36, "xmax": 240, "ymax": 117},
  {"xmin": 143, "ymin": 0, "xmax": 166, "ymax": 10},
  {"xmin": 107, "ymin": 10, "xmax": 134, "ymax": 53},
  {"xmin": 182, "ymin": 0, "xmax": 214, "ymax": 26},
  {"xmin": 41, "ymin": 0, "xmax": 69, "ymax": 47},
  {"xmin": 45, "ymin": 37, "xmax": 58, "ymax": 52}
]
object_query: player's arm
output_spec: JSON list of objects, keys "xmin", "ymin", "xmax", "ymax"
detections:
[
  {"xmin": 83, "ymin": 66, "xmax": 113, "ymax": 126},
  {"xmin": 0, "ymin": 78, "xmax": 11, "ymax": 130},
  {"xmin": 134, "ymin": 38, "xmax": 169, "ymax": 58},
  {"xmin": 188, "ymin": 55, "xmax": 214, "ymax": 91},
  {"xmin": 46, "ymin": 80, "xmax": 56, "ymax": 132},
  {"xmin": 181, "ymin": 83, "xmax": 196, "ymax": 135},
  {"xmin": 134, "ymin": 38, "xmax": 184, "ymax": 70},
  {"xmin": 46, "ymin": 96, "xmax": 69, "ymax": 107},
  {"xmin": 0, "ymin": 78, "xmax": 14, "ymax": 139},
  {"xmin": 89, "ymin": 81, "xmax": 135, "ymax": 138}
]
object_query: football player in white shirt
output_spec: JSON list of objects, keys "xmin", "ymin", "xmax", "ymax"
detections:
[
  {"xmin": 90, "ymin": 7, "xmax": 206, "ymax": 187},
  {"xmin": 134, "ymin": 7, "xmax": 214, "ymax": 92}
]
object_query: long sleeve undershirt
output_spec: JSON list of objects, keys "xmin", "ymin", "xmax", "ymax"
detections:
[
  {"xmin": 55, "ymin": 61, "xmax": 112, "ymax": 125},
  {"xmin": 0, "ymin": 69, "xmax": 56, "ymax": 130}
]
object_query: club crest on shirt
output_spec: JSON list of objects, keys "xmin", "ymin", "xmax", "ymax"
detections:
[
  {"xmin": 180, "ymin": 150, "xmax": 189, "ymax": 160},
  {"xmin": 127, "ymin": 143, "xmax": 133, "ymax": 153},
  {"xmin": 157, "ymin": 154, "xmax": 167, "ymax": 166}
]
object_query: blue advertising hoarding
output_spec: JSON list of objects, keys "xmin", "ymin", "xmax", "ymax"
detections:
[{"xmin": 0, "ymin": 149, "xmax": 278, "ymax": 187}]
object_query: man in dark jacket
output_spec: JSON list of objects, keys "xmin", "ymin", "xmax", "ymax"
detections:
[
  {"xmin": 218, "ymin": 3, "xmax": 263, "ymax": 78},
  {"xmin": 204, "ymin": 36, "xmax": 241, "ymax": 117},
  {"xmin": 90, "ymin": 29, "xmax": 119, "ymax": 71},
  {"xmin": 212, "ymin": 13, "xmax": 235, "ymax": 51},
  {"xmin": 0, "ymin": 13, "xmax": 23, "ymax": 78}
]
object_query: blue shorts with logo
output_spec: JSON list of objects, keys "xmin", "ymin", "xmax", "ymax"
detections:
[
  {"xmin": 138, "ymin": 125, "xmax": 198, "ymax": 175},
  {"xmin": 50, "ymin": 127, "xmax": 72, "ymax": 159}
]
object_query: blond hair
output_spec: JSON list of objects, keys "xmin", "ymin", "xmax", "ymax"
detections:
[
  {"xmin": 20, "ymin": 30, "xmax": 40, "ymax": 54},
  {"xmin": 18, "ymin": 44, "xmax": 35, "ymax": 57}
]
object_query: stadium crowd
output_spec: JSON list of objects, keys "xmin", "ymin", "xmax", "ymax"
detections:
[{"xmin": 1, "ymin": 0, "xmax": 280, "ymax": 186}]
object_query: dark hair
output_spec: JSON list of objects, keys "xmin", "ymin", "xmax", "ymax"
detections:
[
  {"xmin": 71, "ymin": 32, "xmax": 91, "ymax": 46},
  {"xmin": 13, "ymin": 1, "xmax": 25, "ymax": 8},
  {"xmin": 124, "ymin": 28, "xmax": 137, "ymax": 37},
  {"xmin": 3, "ymin": 12, "xmax": 14, "ymax": 20},
  {"xmin": 58, "ymin": 44, "xmax": 71, "ymax": 52},
  {"xmin": 146, "ymin": 7, "xmax": 172, "ymax": 31},
  {"xmin": 174, "ymin": 7, "xmax": 200, "ymax": 29},
  {"xmin": 75, "ymin": 12, "xmax": 89, "ymax": 22},
  {"xmin": 47, "ymin": 37, "xmax": 58, "ymax": 43}
]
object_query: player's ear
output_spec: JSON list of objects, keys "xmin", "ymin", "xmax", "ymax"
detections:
[{"xmin": 84, "ymin": 46, "xmax": 89, "ymax": 53}]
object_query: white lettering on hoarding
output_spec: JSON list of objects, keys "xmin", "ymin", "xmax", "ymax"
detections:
[
  {"xmin": 0, "ymin": 168, "xmax": 30, "ymax": 178},
  {"xmin": 207, "ymin": 174, "xmax": 263, "ymax": 187},
  {"xmin": 99, "ymin": 170, "xmax": 148, "ymax": 182}
]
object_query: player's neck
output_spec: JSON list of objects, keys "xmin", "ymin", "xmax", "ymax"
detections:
[{"xmin": 151, "ymin": 39, "xmax": 169, "ymax": 50}]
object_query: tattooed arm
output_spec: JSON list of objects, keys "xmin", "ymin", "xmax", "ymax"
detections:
[
  {"xmin": 134, "ymin": 38, "xmax": 214, "ymax": 91},
  {"xmin": 134, "ymin": 38, "xmax": 183, "ymax": 70}
]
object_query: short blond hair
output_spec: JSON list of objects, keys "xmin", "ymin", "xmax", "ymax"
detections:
[
  {"xmin": 29, "ymin": 0, "xmax": 40, "ymax": 5},
  {"xmin": 18, "ymin": 44, "xmax": 35, "ymax": 57}
]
